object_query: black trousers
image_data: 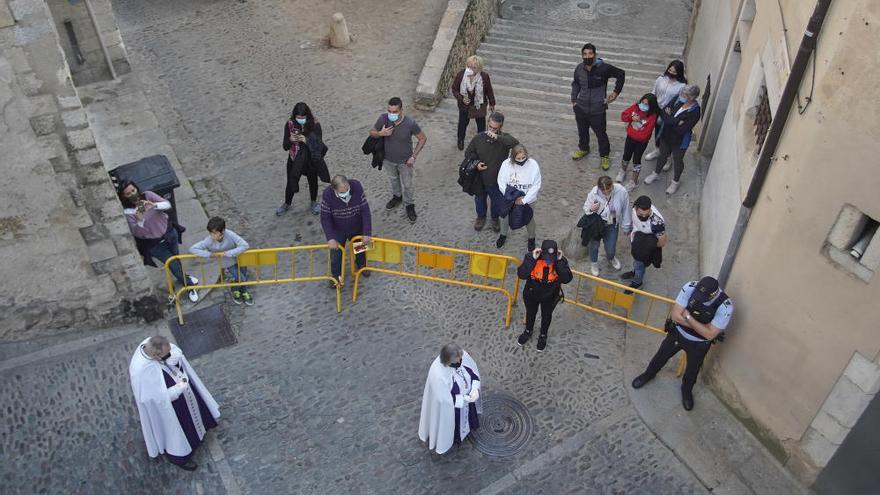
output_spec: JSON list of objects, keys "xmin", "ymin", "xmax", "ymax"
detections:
[
  {"xmin": 285, "ymin": 158, "xmax": 319, "ymax": 204},
  {"xmin": 654, "ymin": 140, "xmax": 687, "ymax": 181},
  {"xmin": 644, "ymin": 328, "xmax": 711, "ymax": 393},
  {"xmin": 524, "ymin": 287, "xmax": 559, "ymax": 335},
  {"xmin": 574, "ymin": 106, "xmax": 610, "ymax": 157},
  {"xmin": 622, "ymin": 136, "xmax": 649, "ymax": 167},
  {"xmin": 457, "ymin": 109, "xmax": 486, "ymax": 141}
]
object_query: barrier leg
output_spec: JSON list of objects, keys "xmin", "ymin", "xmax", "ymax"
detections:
[
  {"xmin": 676, "ymin": 354, "xmax": 687, "ymax": 377},
  {"xmin": 504, "ymin": 296, "xmax": 513, "ymax": 328},
  {"xmin": 175, "ymin": 291, "xmax": 184, "ymax": 325},
  {"xmin": 336, "ymin": 282, "xmax": 341, "ymax": 313}
]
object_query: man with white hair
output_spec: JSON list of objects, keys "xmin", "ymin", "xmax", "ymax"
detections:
[
  {"xmin": 418, "ymin": 343, "xmax": 482, "ymax": 454},
  {"xmin": 129, "ymin": 336, "xmax": 219, "ymax": 471}
]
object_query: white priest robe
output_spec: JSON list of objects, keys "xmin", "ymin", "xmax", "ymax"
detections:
[
  {"xmin": 418, "ymin": 350, "xmax": 482, "ymax": 454},
  {"xmin": 129, "ymin": 338, "xmax": 220, "ymax": 459}
]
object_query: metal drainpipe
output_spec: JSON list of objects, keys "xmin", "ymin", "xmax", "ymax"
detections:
[
  {"xmin": 716, "ymin": 0, "xmax": 832, "ymax": 286},
  {"xmin": 83, "ymin": 0, "xmax": 117, "ymax": 81}
]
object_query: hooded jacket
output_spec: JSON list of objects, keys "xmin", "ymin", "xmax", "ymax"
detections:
[{"xmin": 571, "ymin": 58, "xmax": 626, "ymax": 115}]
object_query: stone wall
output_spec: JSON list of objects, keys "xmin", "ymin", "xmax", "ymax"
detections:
[
  {"xmin": 415, "ymin": 0, "xmax": 498, "ymax": 110},
  {"xmin": 0, "ymin": 0, "xmax": 159, "ymax": 340},
  {"xmin": 44, "ymin": 0, "xmax": 129, "ymax": 85}
]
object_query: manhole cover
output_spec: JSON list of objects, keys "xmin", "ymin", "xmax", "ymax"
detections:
[
  {"xmin": 470, "ymin": 392, "xmax": 533, "ymax": 456},
  {"xmin": 577, "ymin": 1, "xmax": 593, "ymax": 9},
  {"xmin": 168, "ymin": 304, "xmax": 236, "ymax": 359}
]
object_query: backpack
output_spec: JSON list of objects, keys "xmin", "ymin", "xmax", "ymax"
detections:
[{"xmin": 457, "ymin": 158, "xmax": 482, "ymax": 196}]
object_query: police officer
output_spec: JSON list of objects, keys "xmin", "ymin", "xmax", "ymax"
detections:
[
  {"xmin": 630, "ymin": 276, "xmax": 733, "ymax": 410},
  {"xmin": 516, "ymin": 239, "xmax": 573, "ymax": 352}
]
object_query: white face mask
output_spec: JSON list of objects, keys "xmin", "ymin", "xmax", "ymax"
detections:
[
  {"xmin": 165, "ymin": 348, "xmax": 182, "ymax": 367},
  {"xmin": 336, "ymin": 189, "xmax": 351, "ymax": 202},
  {"xmin": 464, "ymin": 67, "xmax": 475, "ymax": 76}
]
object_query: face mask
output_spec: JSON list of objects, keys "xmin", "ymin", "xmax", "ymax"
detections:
[
  {"xmin": 583, "ymin": 57, "xmax": 595, "ymax": 66},
  {"xmin": 637, "ymin": 214, "xmax": 651, "ymax": 222},
  {"xmin": 449, "ymin": 361, "xmax": 462, "ymax": 369},
  {"xmin": 514, "ymin": 158, "xmax": 527, "ymax": 165},
  {"xmin": 387, "ymin": 112, "xmax": 399, "ymax": 123},
  {"xmin": 165, "ymin": 353, "xmax": 181, "ymax": 367},
  {"xmin": 677, "ymin": 95, "xmax": 688, "ymax": 104},
  {"xmin": 295, "ymin": 118, "xmax": 307, "ymax": 125},
  {"xmin": 336, "ymin": 190, "xmax": 351, "ymax": 201},
  {"xmin": 666, "ymin": 71, "xmax": 677, "ymax": 79},
  {"xmin": 638, "ymin": 103, "xmax": 649, "ymax": 112},
  {"xmin": 464, "ymin": 67, "xmax": 475, "ymax": 76}
]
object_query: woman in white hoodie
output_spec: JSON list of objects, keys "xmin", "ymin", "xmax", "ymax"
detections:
[
  {"xmin": 496, "ymin": 144, "xmax": 541, "ymax": 251},
  {"xmin": 583, "ymin": 175, "xmax": 632, "ymax": 277},
  {"xmin": 644, "ymin": 60, "xmax": 687, "ymax": 162}
]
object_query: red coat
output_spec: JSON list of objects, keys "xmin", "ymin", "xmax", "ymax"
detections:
[{"xmin": 621, "ymin": 103, "xmax": 657, "ymax": 143}]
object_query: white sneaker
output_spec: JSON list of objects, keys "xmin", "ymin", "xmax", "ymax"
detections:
[
  {"xmin": 645, "ymin": 149, "xmax": 659, "ymax": 160},
  {"xmin": 643, "ymin": 172, "xmax": 659, "ymax": 185},
  {"xmin": 662, "ymin": 162, "xmax": 672, "ymax": 172},
  {"xmin": 624, "ymin": 180, "xmax": 636, "ymax": 192},
  {"xmin": 187, "ymin": 290, "xmax": 199, "ymax": 303},
  {"xmin": 666, "ymin": 180, "xmax": 680, "ymax": 194},
  {"xmin": 611, "ymin": 257, "xmax": 622, "ymax": 270},
  {"xmin": 590, "ymin": 262, "xmax": 599, "ymax": 277},
  {"xmin": 615, "ymin": 169, "xmax": 626, "ymax": 183}
]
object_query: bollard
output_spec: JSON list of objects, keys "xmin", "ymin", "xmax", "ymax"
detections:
[{"xmin": 329, "ymin": 12, "xmax": 352, "ymax": 48}]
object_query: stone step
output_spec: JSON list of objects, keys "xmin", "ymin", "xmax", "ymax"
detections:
[
  {"xmin": 485, "ymin": 66, "xmax": 659, "ymax": 93},
  {"xmin": 491, "ymin": 18, "xmax": 687, "ymax": 51},
  {"xmin": 490, "ymin": 83, "xmax": 645, "ymax": 113},
  {"xmin": 477, "ymin": 46, "xmax": 670, "ymax": 79},
  {"xmin": 480, "ymin": 36, "xmax": 682, "ymax": 67}
]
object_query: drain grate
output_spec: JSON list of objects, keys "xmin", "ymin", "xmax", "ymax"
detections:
[
  {"xmin": 470, "ymin": 392, "xmax": 533, "ymax": 457},
  {"xmin": 168, "ymin": 304, "xmax": 236, "ymax": 359}
]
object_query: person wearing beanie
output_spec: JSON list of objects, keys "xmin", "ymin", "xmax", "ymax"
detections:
[{"xmin": 515, "ymin": 239, "xmax": 573, "ymax": 351}]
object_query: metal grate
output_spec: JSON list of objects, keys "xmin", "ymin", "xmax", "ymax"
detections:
[
  {"xmin": 470, "ymin": 392, "xmax": 533, "ymax": 456},
  {"xmin": 168, "ymin": 304, "xmax": 236, "ymax": 359},
  {"xmin": 754, "ymin": 86, "xmax": 772, "ymax": 149}
]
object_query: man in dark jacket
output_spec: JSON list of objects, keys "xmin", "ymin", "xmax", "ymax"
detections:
[
  {"xmin": 570, "ymin": 43, "xmax": 626, "ymax": 171},
  {"xmin": 320, "ymin": 175, "xmax": 372, "ymax": 286},
  {"xmin": 516, "ymin": 240, "xmax": 573, "ymax": 352},
  {"xmin": 463, "ymin": 112, "xmax": 519, "ymax": 232}
]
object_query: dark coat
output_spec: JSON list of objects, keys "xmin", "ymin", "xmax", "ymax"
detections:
[
  {"xmin": 631, "ymin": 231, "xmax": 663, "ymax": 268},
  {"xmin": 517, "ymin": 248, "xmax": 573, "ymax": 302},
  {"xmin": 498, "ymin": 186, "xmax": 533, "ymax": 230},
  {"xmin": 283, "ymin": 121, "xmax": 331, "ymax": 185},
  {"xmin": 658, "ymin": 101, "xmax": 701, "ymax": 149},
  {"xmin": 451, "ymin": 70, "xmax": 496, "ymax": 118}
]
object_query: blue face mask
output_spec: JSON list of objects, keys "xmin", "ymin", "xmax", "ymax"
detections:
[
  {"xmin": 387, "ymin": 112, "xmax": 399, "ymax": 123},
  {"xmin": 638, "ymin": 103, "xmax": 649, "ymax": 112},
  {"xmin": 295, "ymin": 118, "xmax": 307, "ymax": 125},
  {"xmin": 336, "ymin": 190, "xmax": 351, "ymax": 201},
  {"xmin": 677, "ymin": 95, "xmax": 687, "ymax": 104}
]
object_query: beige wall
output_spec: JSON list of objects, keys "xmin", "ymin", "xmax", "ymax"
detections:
[{"xmin": 693, "ymin": 0, "xmax": 880, "ymax": 478}]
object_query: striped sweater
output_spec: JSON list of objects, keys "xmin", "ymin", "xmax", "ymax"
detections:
[{"xmin": 320, "ymin": 179, "xmax": 372, "ymax": 240}]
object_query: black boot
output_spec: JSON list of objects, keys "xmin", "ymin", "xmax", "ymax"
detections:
[
  {"xmin": 631, "ymin": 372, "xmax": 655, "ymax": 389},
  {"xmin": 457, "ymin": 139, "xmax": 464, "ymax": 151},
  {"xmin": 496, "ymin": 235, "xmax": 507, "ymax": 248},
  {"xmin": 527, "ymin": 238, "xmax": 536, "ymax": 252},
  {"xmin": 681, "ymin": 388, "xmax": 695, "ymax": 411},
  {"xmin": 517, "ymin": 329, "xmax": 532, "ymax": 346},
  {"xmin": 536, "ymin": 333, "xmax": 547, "ymax": 352}
]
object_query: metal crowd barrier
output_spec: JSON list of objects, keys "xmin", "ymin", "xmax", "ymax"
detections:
[
  {"xmin": 347, "ymin": 236, "xmax": 521, "ymax": 327},
  {"xmin": 564, "ymin": 269, "xmax": 687, "ymax": 376},
  {"xmin": 164, "ymin": 244, "xmax": 344, "ymax": 324}
]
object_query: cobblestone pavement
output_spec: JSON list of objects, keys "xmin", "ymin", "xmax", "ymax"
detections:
[{"xmin": 0, "ymin": 0, "xmax": 731, "ymax": 493}]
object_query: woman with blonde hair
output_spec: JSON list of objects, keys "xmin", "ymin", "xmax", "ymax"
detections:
[
  {"xmin": 496, "ymin": 144, "xmax": 541, "ymax": 251},
  {"xmin": 451, "ymin": 55, "xmax": 496, "ymax": 150}
]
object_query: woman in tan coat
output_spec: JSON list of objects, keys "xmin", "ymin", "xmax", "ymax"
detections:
[{"xmin": 451, "ymin": 55, "xmax": 496, "ymax": 150}]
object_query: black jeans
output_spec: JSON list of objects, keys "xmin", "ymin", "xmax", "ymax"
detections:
[
  {"xmin": 622, "ymin": 136, "xmax": 649, "ymax": 172},
  {"xmin": 457, "ymin": 109, "xmax": 486, "ymax": 142},
  {"xmin": 524, "ymin": 286, "xmax": 559, "ymax": 335},
  {"xmin": 643, "ymin": 328, "xmax": 711, "ymax": 393},
  {"xmin": 574, "ymin": 106, "xmax": 610, "ymax": 156},
  {"xmin": 654, "ymin": 140, "xmax": 687, "ymax": 181},
  {"xmin": 285, "ymin": 158, "xmax": 319, "ymax": 204}
]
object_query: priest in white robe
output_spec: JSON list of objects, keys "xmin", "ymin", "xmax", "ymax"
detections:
[
  {"xmin": 129, "ymin": 335, "xmax": 220, "ymax": 471},
  {"xmin": 418, "ymin": 342, "xmax": 482, "ymax": 454}
]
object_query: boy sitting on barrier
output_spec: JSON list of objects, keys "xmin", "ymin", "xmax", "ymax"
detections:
[{"xmin": 189, "ymin": 217, "xmax": 252, "ymax": 305}]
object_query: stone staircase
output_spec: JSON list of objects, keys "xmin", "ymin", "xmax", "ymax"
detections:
[{"xmin": 435, "ymin": 17, "xmax": 687, "ymax": 139}]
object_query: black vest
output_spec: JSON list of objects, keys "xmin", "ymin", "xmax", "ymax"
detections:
[{"xmin": 677, "ymin": 290, "xmax": 729, "ymax": 341}]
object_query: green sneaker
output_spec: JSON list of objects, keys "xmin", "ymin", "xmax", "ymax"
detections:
[
  {"xmin": 571, "ymin": 149, "xmax": 588, "ymax": 160},
  {"xmin": 231, "ymin": 290, "xmax": 243, "ymax": 305},
  {"xmin": 600, "ymin": 156, "xmax": 610, "ymax": 170},
  {"xmin": 241, "ymin": 291, "xmax": 254, "ymax": 306}
]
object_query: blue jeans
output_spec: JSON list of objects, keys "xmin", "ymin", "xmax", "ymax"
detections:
[
  {"xmin": 589, "ymin": 222, "xmax": 619, "ymax": 262},
  {"xmin": 223, "ymin": 264, "xmax": 249, "ymax": 292},
  {"xmin": 330, "ymin": 232, "xmax": 366, "ymax": 279},
  {"xmin": 474, "ymin": 184, "xmax": 503, "ymax": 219},
  {"xmin": 632, "ymin": 259, "xmax": 646, "ymax": 285},
  {"xmin": 149, "ymin": 228, "xmax": 191, "ymax": 287}
]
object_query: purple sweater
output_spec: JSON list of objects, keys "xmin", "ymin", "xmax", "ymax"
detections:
[{"xmin": 320, "ymin": 180, "xmax": 372, "ymax": 240}]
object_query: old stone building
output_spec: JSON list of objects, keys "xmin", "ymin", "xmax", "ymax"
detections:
[
  {"xmin": 0, "ymin": 0, "xmax": 158, "ymax": 339},
  {"xmin": 687, "ymin": 0, "xmax": 879, "ymax": 491}
]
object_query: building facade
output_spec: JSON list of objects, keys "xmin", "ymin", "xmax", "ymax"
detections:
[{"xmin": 687, "ymin": 0, "xmax": 879, "ymax": 490}]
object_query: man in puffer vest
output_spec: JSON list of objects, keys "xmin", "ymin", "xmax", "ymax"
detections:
[
  {"xmin": 516, "ymin": 240, "xmax": 573, "ymax": 352},
  {"xmin": 631, "ymin": 276, "xmax": 734, "ymax": 411}
]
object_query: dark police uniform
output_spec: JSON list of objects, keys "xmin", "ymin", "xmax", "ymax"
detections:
[{"xmin": 640, "ymin": 280, "xmax": 734, "ymax": 400}]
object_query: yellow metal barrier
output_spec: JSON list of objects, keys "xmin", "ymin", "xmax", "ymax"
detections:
[
  {"xmin": 347, "ymin": 236, "xmax": 521, "ymax": 327},
  {"xmin": 164, "ymin": 244, "xmax": 344, "ymax": 324},
  {"xmin": 564, "ymin": 269, "xmax": 687, "ymax": 376}
]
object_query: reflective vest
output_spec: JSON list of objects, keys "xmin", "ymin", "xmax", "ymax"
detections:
[{"xmin": 530, "ymin": 260, "xmax": 558, "ymax": 283}]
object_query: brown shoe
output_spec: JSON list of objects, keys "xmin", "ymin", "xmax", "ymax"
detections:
[
  {"xmin": 491, "ymin": 218, "xmax": 500, "ymax": 232},
  {"xmin": 474, "ymin": 217, "xmax": 486, "ymax": 231}
]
